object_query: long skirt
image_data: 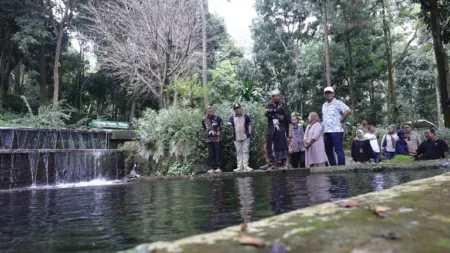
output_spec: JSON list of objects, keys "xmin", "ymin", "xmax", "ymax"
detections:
[{"xmin": 273, "ymin": 130, "xmax": 288, "ymax": 164}]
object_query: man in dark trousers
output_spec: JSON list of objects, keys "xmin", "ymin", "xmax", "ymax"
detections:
[
  {"xmin": 322, "ymin": 87, "xmax": 351, "ymax": 166},
  {"xmin": 260, "ymin": 89, "xmax": 291, "ymax": 170},
  {"xmin": 202, "ymin": 106, "xmax": 223, "ymax": 173},
  {"xmin": 417, "ymin": 128, "xmax": 449, "ymax": 160}
]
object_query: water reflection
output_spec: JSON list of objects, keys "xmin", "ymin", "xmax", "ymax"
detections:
[
  {"xmin": 0, "ymin": 168, "xmax": 447, "ymax": 253},
  {"xmin": 236, "ymin": 178, "xmax": 254, "ymax": 223}
]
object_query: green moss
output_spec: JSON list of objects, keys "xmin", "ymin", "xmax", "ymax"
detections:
[
  {"xmin": 433, "ymin": 239, "xmax": 450, "ymax": 248},
  {"xmin": 381, "ymin": 155, "xmax": 414, "ymax": 163}
]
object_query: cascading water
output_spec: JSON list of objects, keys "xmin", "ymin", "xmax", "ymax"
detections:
[
  {"xmin": 28, "ymin": 152, "xmax": 39, "ymax": 185},
  {"xmin": 0, "ymin": 128, "xmax": 14, "ymax": 149},
  {"xmin": 0, "ymin": 128, "xmax": 124, "ymax": 189}
]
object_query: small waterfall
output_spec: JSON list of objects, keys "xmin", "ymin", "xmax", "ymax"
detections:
[
  {"xmin": 52, "ymin": 150, "xmax": 121, "ymax": 184},
  {"xmin": 77, "ymin": 133, "xmax": 86, "ymax": 149},
  {"xmin": 28, "ymin": 152, "xmax": 40, "ymax": 185},
  {"xmin": 0, "ymin": 127, "xmax": 126, "ymax": 189},
  {"xmin": 0, "ymin": 129, "xmax": 14, "ymax": 149},
  {"xmin": 42, "ymin": 153, "xmax": 50, "ymax": 185}
]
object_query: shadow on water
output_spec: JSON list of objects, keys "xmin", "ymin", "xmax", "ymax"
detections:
[{"xmin": 0, "ymin": 168, "xmax": 447, "ymax": 253}]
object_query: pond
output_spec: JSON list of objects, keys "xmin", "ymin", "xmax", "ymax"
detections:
[{"xmin": 0, "ymin": 168, "xmax": 447, "ymax": 253}]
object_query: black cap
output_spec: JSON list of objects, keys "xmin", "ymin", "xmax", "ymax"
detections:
[{"xmin": 233, "ymin": 103, "xmax": 241, "ymax": 109}]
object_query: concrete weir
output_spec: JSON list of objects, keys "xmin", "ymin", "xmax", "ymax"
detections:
[
  {"xmin": 126, "ymin": 168, "xmax": 450, "ymax": 253},
  {"xmin": 0, "ymin": 127, "xmax": 135, "ymax": 188}
]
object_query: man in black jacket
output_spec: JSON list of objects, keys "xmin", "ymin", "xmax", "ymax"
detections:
[
  {"xmin": 260, "ymin": 89, "xmax": 291, "ymax": 170},
  {"xmin": 417, "ymin": 128, "xmax": 449, "ymax": 160}
]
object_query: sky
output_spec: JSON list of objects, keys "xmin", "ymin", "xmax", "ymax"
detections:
[{"xmin": 209, "ymin": 0, "xmax": 256, "ymax": 57}]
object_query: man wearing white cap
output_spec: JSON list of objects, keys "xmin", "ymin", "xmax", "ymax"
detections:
[
  {"xmin": 261, "ymin": 89, "xmax": 291, "ymax": 169},
  {"xmin": 322, "ymin": 87, "xmax": 351, "ymax": 166}
]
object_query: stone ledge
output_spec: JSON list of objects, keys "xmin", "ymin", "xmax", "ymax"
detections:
[
  {"xmin": 124, "ymin": 171, "xmax": 450, "ymax": 253},
  {"xmin": 189, "ymin": 159, "xmax": 447, "ymax": 180},
  {"xmin": 135, "ymin": 160, "xmax": 447, "ymax": 182}
]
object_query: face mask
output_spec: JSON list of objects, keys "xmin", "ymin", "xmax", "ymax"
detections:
[{"xmin": 308, "ymin": 116, "xmax": 312, "ymax": 122}]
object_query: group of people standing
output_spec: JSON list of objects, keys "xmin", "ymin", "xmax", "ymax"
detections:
[
  {"xmin": 202, "ymin": 86, "xmax": 353, "ymax": 173},
  {"xmin": 201, "ymin": 87, "xmax": 449, "ymax": 174},
  {"xmin": 352, "ymin": 120, "xmax": 449, "ymax": 163},
  {"xmin": 260, "ymin": 87, "xmax": 351, "ymax": 170}
]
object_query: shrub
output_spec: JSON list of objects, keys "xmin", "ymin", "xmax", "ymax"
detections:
[
  {"xmin": 381, "ymin": 155, "xmax": 414, "ymax": 163},
  {"xmin": 135, "ymin": 101, "xmax": 267, "ymax": 176}
]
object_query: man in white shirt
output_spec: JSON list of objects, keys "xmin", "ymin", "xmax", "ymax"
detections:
[
  {"xmin": 364, "ymin": 125, "xmax": 380, "ymax": 163},
  {"xmin": 322, "ymin": 87, "xmax": 351, "ymax": 166},
  {"xmin": 381, "ymin": 124, "xmax": 398, "ymax": 160}
]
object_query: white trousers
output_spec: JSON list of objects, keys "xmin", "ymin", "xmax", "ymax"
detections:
[{"xmin": 234, "ymin": 138, "xmax": 250, "ymax": 169}]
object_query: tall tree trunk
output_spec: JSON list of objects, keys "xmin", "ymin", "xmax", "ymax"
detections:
[
  {"xmin": 13, "ymin": 63, "xmax": 21, "ymax": 94},
  {"xmin": 53, "ymin": 24, "xmax": 65, "ymax": 105},
  {"xmin": 129, "ymin": 99, "xmax": 136, "ymax": 123},
  {"xmin": 322, "ymin": 0, "xmax": 332, "ymax": 87},
  {"xmin": 96, "ymin": 97, "xmax": 103, "ymax": 119},
  {"xmin": 0, "ymin": 42, "xmax": 13, "ymax": 113},
  {"xmin": 346, "ymin": 37, "xmax": 356, "ymax": 118},
  {"xmin": 430, "ymin": 0, "xmax": 450, "ymax": 127},
  {"xmin": 200, "ymin": 0, "xmax": 208, "ymax": 106},
  {"xmin": 39, "ymin": 46, "xmax": 47, "ymax": 106},
  {"xmin": 435, "ymin": 70, "xmax": 443, "ymax": 129},
  {"xmin": 380, "ymin": 0, "xmax": 397, "ymax": 123}
]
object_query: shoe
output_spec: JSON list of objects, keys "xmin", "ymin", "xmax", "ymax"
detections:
[
  {"xmin": 233, "ymin": 168, "xmax": 244, "ymax": 172},
  {"xmin": 260, "ymin": 164, "xmax": 272, "ymax": 170},
  {"xmin": 207, "ymin": 169, "xmax": 215, "ymax": 174},
  {"xmin": 214, "ymin": 168, "xmax": 222, "ymax": 173},
  {"xmin": 244, "ymin": 167, "xmax": 253, "ymax": 172}
]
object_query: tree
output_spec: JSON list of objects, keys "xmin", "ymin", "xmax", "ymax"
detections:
[
  {"xmin": 322, "ymin": 0, "xmax": 332, "ymax": 87},
  {"xmin": 413, "ymin": 0, "xmax": 450, "ymax": 126},
  {"xmin": 46, "ymin": 0, "xmax": 85, "ymax": 105},
  {"xmin": 200, "ymin": 0, "xmax": 208, "ymax": 106},
  {"xmin": 85, "ymin": 0, "xmax": 202, "ymax": 109}
]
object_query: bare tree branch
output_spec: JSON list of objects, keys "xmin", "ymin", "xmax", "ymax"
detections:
[
  {"xmin": 83, "ymin": 0, "xmax": 202, "ymax": 108},
  {"xmin": 392, "ymin": 28, "xmax": 418, "ymax": 68}
]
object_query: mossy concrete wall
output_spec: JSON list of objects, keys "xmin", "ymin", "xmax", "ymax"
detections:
[{"xmin": 125, "ymin": 170, "xmax": 450, "ymax": 253}]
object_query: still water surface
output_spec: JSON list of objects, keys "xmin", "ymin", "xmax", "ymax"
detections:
[{"xmin": 0, "ymin": 169, "xmax": 446, "ymax": 253}]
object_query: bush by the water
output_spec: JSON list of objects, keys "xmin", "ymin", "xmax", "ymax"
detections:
[
  {"xmin": 381, "ymin": 155, "xmax": 414, "ymax": 163},
  {"xmin": 135, "ymin": 101, "xmax": 267, "ymax": 176}
]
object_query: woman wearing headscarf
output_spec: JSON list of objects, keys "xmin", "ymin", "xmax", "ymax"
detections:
[
  {"xmin": 351, "ymin": 130, "xmax": 373, "ymax": 164},
  {"xmin": 304, "ymin": 112, "xmax": 327, "ymax": 168},
  {"xmin": 381, "ymin": 124, "xmax": 398, "ymax": 160}
]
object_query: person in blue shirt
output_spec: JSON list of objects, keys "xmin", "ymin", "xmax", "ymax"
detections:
[{"xmin": 395, "ymin": 130, "xmax": 409, "ymax": 156}]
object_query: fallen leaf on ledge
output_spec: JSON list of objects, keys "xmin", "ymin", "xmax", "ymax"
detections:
[
  {"xmin": 371, "ymin": 232, "xmax": 401, "ymax": 240},
  {"xmin": 338, "ymin": 200, "xmax": 360, "ymax": 208},
  {"xmin": 368, "ymin": 205, "xmax": 391, "ymax": 218},
  {"xmin": 239, "ymin": 235, "xmax": 266, "ymax": 247}
]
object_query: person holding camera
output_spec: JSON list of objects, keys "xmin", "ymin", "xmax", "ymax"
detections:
[
  {"xmin": 202, "ymin": 106, "xmax": 224, "ymax": 173},
  {"xmin": 262, "ymin": 89, "xmax": 291, "ymax": 170}
]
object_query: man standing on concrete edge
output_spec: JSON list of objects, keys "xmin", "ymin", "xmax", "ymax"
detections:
[
  {"xmin": 202, "ymin": 106, "xmax": 223, "ymax": 173},
  {"xmin": 261, "ymin": 89, "xmax": 290, "ymax": 170},
  {"xmin": 322, "ymin": 87, "xmax": 351, "ymax": 166},
  {"xmin": 229, "ymin": 103, "xmax": 253, "ymax": 172}
]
